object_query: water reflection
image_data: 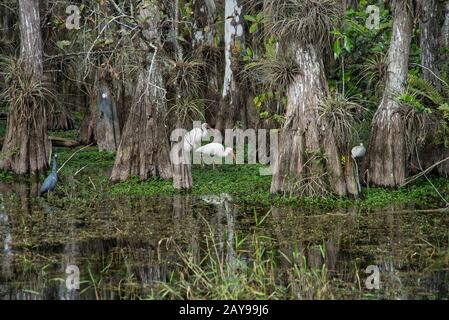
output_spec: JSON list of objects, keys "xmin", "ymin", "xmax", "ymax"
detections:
[{"xmin": 0, "ymin": 181, "xmax": 447, "ymax": 300}]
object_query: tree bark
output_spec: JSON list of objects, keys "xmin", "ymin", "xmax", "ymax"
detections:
[
  {"xmin": 271, "ymin": 43, "xmax": 359, "ymax": 197},
  {"xmin": 193, "ymin": 0, "xmax": 216, "ymax": 47},
  {"xmin": 366, "ymin": 0, "xmax": 413, "ymax": 187},
  {"xmin": 110, "ymin": 1, "xmax": 172, "ymax": 182},
  {"xmin": 47, "ymin": 107, "xmax": 74, "ymax": 131},
  {"xmin": 79, "ymin": 87, "xmax": 97, "ymax": 145},
  {"xmin": 420, "ymin": 0, "xmax": 440, "ymax": 88},
  {"xmin": 193, "ymin": 0, "xmax": 221, "ymax": 128},
  {"xmin": 169, "ymin": 1, "xmax": 193, "ymax": 190},
  {"xmin": 215, "ymin": 0, "xmax": 245, "ymax": 131},
  {"xmin": 0, "ymin": 0, "xmax": 50, "ymax": 175},
  {"xmin": 441, "ymin": 1, "xmax": 449, "ymax": 49},
  {"xmin": 47, "ymin": 74, "xmax": 75, "ymax": 131},
  {"xmin": 342, "ymin": 0, "xmax": 358, "ymax": 11},
  {"xmin": 95, "ymin": 79, "xmax": 121, "ymax": 152}
]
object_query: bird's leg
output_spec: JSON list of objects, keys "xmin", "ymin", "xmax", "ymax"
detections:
[{"xmin": 352, "ymin": 156, "xmax": 361, "ymax": 194}]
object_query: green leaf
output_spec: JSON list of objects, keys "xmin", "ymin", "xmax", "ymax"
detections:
[
  {"xmin": 259, "ymin": 111, "xmax": 269, "ymax": 119},
  {"xmin": 333, "ymin": 40, "xmax": 342, "ymax": 59},
  {"xmin": 244, "ymin": 15, "xmax": 256, "ymax": 22},
  {"xmin": 249, "ymin": 23, "xmax": 258, "ymax": 34},
  {"xmin": 343, "ymin": 36, "xmax": 353, "ymax": 53},
  {"xmin": 56, "ymin": 40, "xmax": 71, "ymax": 50}
]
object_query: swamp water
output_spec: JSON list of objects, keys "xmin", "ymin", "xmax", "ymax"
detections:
[{"xmin": 0, "ymin": 181, "xmax": 448, "ymax": 300}]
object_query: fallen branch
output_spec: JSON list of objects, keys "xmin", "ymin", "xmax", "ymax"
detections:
[
  {"xmin": 0, "ymin": 136, "xmax": 80, "ymax": 148},
  {"xmin": 401, "ymin": 156, "xmax": 449, "ymax": 187},
  {"xmin": 57, "ymin": 144, "xmax": 93, "ymax": 173},
  {"xmin": 49, "ymin": 136, "xmax": 80, "ymax": 148}
]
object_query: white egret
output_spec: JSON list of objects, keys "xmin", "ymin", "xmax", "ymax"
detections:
[
  {"xmin": 200, "ymin": 193, "xmax": 233, "ymax": 205},
  {"xmin": 183, "ymin": 123, "xmax": 210, "ymax": 153},
  {"xmin": 195, "ymin": 143, "xmax": 235, "ymax": 168},
  {"xmin": 351, "ymin": 143, "xmax": 366, "ymax": 193},
  {"xmin": 351, "ymin": 143, "xmax": 366, "ymax": 159}
]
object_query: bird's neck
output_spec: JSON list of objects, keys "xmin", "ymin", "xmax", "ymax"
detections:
[{"xmin": 52, "ymin": 159, "xmax": 57, "ymax": 173}]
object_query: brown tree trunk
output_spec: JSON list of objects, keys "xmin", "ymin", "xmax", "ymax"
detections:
[
  {"xmin": 47, "ymin": 108, "xmax": 75, "ymax": 131},
  {"xmin": 193, "ymin": 0, "xmax": 221, "ymax": 128},
  {"xmin": 169, "ymin": 1, "xmax": 193, "ymax": 190},
  {"xmin": 420, "ymin": 0, "xmax": 440, "ymax": 88},
  {"xmin": 413, "ymin": 1, "xmax": 449, "ymax": 178},
  {"xmin": 342, "ymin": 0, "xmax": 358, "ymax": 11},
  {"xmin": 215, "ymin": 0, "xmax": 245, "ymax": 131},
  {"xmin": 271, "ymin": 43, "xmax": 358, "ymax": 197},
  {"xmin": 79, "ymin": 87, "xmax": 97, "ymax": 145},
  {"xmin": 441, "ymin": 1, "xmax": 449, "ymax": 49},
  {"xmin": 78, "ymin": 76, "xmax": 121, "ymax": 151},
  {"xmin": 193, "ymin": 0, "xmax": 216, "ymax": 47},
  {"xmin": 110, "ymin": 2, "xmax": 172, "ymax": 182},
  {"xmin": 95, "ymin": 79, "xmax": 121, "ymax": 152},
  {"xmin": 47, "ymin": 75, "xmax": 74, "ymax": 131},
  {"xmin": 0, "ymin": 2, "xmax": 14, "ymax": 44},
  {"xmin": 172, "ymin": 119, "xmax": 193, "ymax": 190},
  {"xmin": 366, "ymin": 0, "xmax": 413, "ymax": 187},
  {"xmin": 0, "ymin": 0, "xmax": 50, "ymax": 175},
  {"xmin": 172, "ymin": 161, "xmax": 192, "ymax": 189}
]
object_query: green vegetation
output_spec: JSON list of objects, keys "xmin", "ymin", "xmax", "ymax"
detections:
[
  {"xmin": 46, "ymin": 148, "xmax": 449, "ymax": 211},
  {"xmin": 157, "ymin": 226, "xmax": 332, "ymax": 299}
]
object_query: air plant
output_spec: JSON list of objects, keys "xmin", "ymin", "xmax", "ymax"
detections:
[
  {"xmin": 263, "ymin": 0, "xmax": 342, "ymax": 48},
  {"xmin": 317, "ymin": 91, "xmax": 365, "ymax": 151},
  {"xmin": 359, "ymin": 52, "xmax": 388, "ymax": 96},
  {"xmin": 166, "ymin": 96, "xmax": 205, "ymax": 126},
  {"xmin": 165, "ymin": 54, "xmax": 206, "ymax": 98},
  {"xmin": 243, "ymin": 53, "xmax": 302, "ymax": 92},
  {"xmin": 0, "ymin": 56, "xmax": 55, "ymax": 119}
]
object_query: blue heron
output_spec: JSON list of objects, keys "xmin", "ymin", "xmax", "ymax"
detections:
[{"xmin": 39, "ymin": 154, "xmax": 58, "ymax": 196}]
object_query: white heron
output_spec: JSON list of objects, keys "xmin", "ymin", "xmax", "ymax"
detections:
[
  {"xmin": 351, "ymin": 143, "xmax": 366, "ymax": 192},
  {"xmin": 351, "ymin": 143, "xmax": 366, "ymax": 159},
  {"xmin": 183, "ymin": 123, "xmax": 210, "ymax": 153},
  {"xmin": 200, "ymin": 193, "xmax": 233, "ymax": 205},
  {"xmin": 195, "ymin": 143, "xmax": 235, "ymax": 168}
]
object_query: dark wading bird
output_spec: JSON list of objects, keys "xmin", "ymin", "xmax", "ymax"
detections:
[{"xmin": 40, "ymin": 154, "xmax": 58, "ymax": 196}]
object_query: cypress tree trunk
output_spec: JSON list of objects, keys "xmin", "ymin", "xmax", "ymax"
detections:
[
  {"xmin": 193, "ymin": 0, "xmax": 216, "ymax": 47},
  {"xmin": 110, "ymin": 1, "xmax": 172, "ymax": 182},
  {"xmin": 193, "ymin": 0, "xmax": 221, "ymax": 128},
  {"xmin": 342, "ymin": 0, "xmax": 358, "ymax": 11},
  {"xmin": 215, "ymin": 0, "xmax": 245, "ymax": 131},
  {"xmin": 420, "ymin": 0, "xmax": 440, "ymax": 88},
  {"xmin": 366, "ymin": 0, "xmax": 413, "ymax": 187},
  {"xmin": 170, "ymin": 1, "xmax": 193, "ymax": 190},
  {"xmin": 441, "ymin": 1, "xmax": 449, "ymax": 49},
  {"xmin": 271, "ymin": 43, "xmax": 359, "ymax": 197},
  {"xmin": 0, "ymin": 0, "xmax": 50, "ymax": 175},
  {"xmin": 95, "ymin": 79, "xmax": 121, "ymax": 152}
]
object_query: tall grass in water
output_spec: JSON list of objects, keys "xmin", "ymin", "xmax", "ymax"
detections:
[{"xmin": 156, "ymin": 216, "xmax": 332, "ymax": 300}]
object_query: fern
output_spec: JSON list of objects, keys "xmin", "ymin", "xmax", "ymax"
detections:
[{"xmin": 407, "ymin": 74, "xmax": 445, "ymax": 106}]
